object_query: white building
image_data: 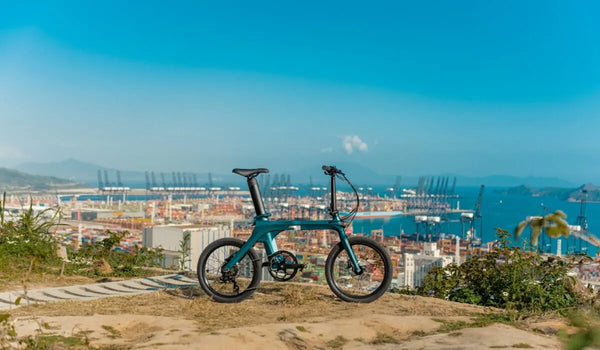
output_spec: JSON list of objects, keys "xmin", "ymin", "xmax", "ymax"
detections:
[
  {"xmin": 403, "ymin": 242, "xmax": 455, "ymax": 289},
  {"xmin": 142, "ymin": 224, "xmax": 232, "ymax": 271}
]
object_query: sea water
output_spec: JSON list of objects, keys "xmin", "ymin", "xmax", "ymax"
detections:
[
  {"xmin": 63, "ymin": 186, "xmax": 599, "ymax": 255},
  {"xmin": 354, "ymin": 186, "xmax": 599, "ymax": 256}
]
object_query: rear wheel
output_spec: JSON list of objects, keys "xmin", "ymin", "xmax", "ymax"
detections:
[
  {"xmin": 197, "ymin": 238, "xmax": 261, "ymax": 303},
  {"xmin": 325, "ymin": 236, "xmax": 392, "ymax": 303}
]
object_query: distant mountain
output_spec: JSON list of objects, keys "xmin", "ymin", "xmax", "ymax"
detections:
[
  {"xmin": 17, "ymin": 158, "xmax": 107, "ymax": 183},
  {"xmin": 16, "ymin": 158, "xmax": 577, "ymax": 189},
  {"xmin": 292, "ymin": 162, "xmax": 395, "ymax": 186},
  {"xmin": 498, "ymin": 183, "xmax": 600, "ymax": 201},
  {"xmin": 291, "ymin": 162, "xmax": 576, "ymax": 188},
  {"xmin": 0, "ymin": 167, "xmax": 88, "ymax": 191},
  {"xmin": 448, "ymin": 175, "xmax": 576, "ymax": 188},
  {"xmin": 15, "ymin": 159, "xmax": 236, "ymax": 188}
]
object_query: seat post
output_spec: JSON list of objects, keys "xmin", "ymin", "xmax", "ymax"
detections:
[{"xmin": 247, "ymin": 176, "xmax": 267, "ymax": 216}]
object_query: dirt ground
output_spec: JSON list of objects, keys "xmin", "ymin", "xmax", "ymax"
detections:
[{"xmin": 8, "ymin": 283, "xmax": 565, "ymax": 349}]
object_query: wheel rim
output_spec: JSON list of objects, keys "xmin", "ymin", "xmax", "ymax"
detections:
[
  {"xmin": 202, "ymin": 244, "xmax": 256, "ymax": 297},
  {"xmin": 330, "ymin": 243, "xmax": 387, "ymax": 298}
]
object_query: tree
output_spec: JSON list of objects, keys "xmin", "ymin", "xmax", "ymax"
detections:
[{"xmin": 177, "ymin": 232, "xmax": 191, "ymax": 271}]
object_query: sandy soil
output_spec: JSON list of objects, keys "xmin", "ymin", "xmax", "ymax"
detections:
[{"xmin": 9, "ymin": 283, "xmax": 565, "ymax": 349}]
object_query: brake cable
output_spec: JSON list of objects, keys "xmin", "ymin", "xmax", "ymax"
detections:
[{"xmin": 337, "ymin": 172, "xmax": 360, "ymax": 227}]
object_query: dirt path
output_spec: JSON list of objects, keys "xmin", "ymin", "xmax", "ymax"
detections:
[{"xmin": 0, "ymin": 274, "xmax": 198, "ymax": 310}]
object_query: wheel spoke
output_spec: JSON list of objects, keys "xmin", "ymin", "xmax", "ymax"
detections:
[
  {"xmin": 200, "ymin": 243, "xmax": 257, "ymax": 297},
  {"xmin": 330, "ymin": 241, "xmax": 389, "ymax": 298}
]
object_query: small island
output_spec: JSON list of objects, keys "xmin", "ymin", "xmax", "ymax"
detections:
[{"xmin": 498, "ymin": 183, "xmax": 600, "ymax": 201}]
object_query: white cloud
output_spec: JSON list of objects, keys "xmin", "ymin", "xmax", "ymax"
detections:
[{"xmin": 342, "ymin": 135, "xmax": 368, "ymax": 155}]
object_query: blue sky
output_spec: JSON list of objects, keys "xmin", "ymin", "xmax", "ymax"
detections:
[{"xmin": 1, "ymin": 1, "xmax": 599, "ymax": 182}]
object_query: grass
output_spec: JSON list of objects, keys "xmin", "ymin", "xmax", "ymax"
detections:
[
  {"xmin": 512, "ymin": 343, "xmax": 533, "ymax": 348},
  {"xmin": 21, "ymin": 334, "xmax": 88, "ymax": 348},
  {"xmin": 278, "ymin": 285, "xmax": 319, "ymax": 306},
  {"xmin": 295, "ymin": 325, "xmax": 308, "ymax": 332},
  {"xmin": 15, "ymin": 333, "xmax": 132, "ymax": 350},
  {"xmin": 325, "ymin": 335, "xmax": 348, "ymax": 348},
  {"xmin": 431, "ymin": 312, "xmax": 518, "ymax": 334},
  {"xmin": 370, "ymin": 332, "xmax": 400, "ymax": 344},
  {"xmin": 437, "ymin": 320, "xmax": 470, "ymax": 333},
  {"xmin": 472, "ymin": 313, "xmax": 518, "ymax": 328},
  {"xmin": 101, "ymin": 324, "xmax": 122, "ymax": 339}
]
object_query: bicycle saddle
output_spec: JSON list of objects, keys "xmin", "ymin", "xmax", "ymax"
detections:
[{"xmin": 232, "ymin": 168, "xmax": 269, "ymax": 178}]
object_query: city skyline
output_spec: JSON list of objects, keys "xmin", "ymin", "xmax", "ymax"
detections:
[{"xmin": 1, "ymin": 1, "xmax": 599, "ymax": 183}]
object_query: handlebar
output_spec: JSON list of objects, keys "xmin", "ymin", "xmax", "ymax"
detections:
[
  {"xmin": 321, "ymin": 165, "xmax": 359, "ymax": 224},
  {"xmin": 322, "ymin": 165, "xmax": 344, "ymax": 176}
]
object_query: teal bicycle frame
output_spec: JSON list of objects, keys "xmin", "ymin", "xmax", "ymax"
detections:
[{"xmin": 223, "ymin": 168, "xmax": 362, "ymax": 274}]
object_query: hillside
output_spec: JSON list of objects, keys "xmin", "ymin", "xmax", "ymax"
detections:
[
  {"xmin": 7, "ymin": 283, "xmax": 563, "ymax": 349},
  {"xmin": 0, "ymin": 167, "xmax": 88, "ymax": 191}
]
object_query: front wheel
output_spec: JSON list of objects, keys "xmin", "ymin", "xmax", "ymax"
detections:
[
  {"xmin": 325, "ymin": 236, "xmax": 392, "ymax": 303},
  {"xmin": 197, "ymin": 238, "xmax": 261, "ymax": 303}
]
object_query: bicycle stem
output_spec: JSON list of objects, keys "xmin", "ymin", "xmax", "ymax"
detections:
[{"xmin": 329, "ymin": 173, "xmax": 338, "ymax": 218}]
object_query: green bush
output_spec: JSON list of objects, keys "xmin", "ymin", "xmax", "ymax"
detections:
[
  {"xmin": 1, "ymin": 193, "xmax": 163, "ymax": 280},
  {"xmin": 0, "ymin": 193, "xmax": 62, "ymax": 275},
  {"xmin": 417, "ymin": 229, "xmax": 583, "ymax": 313},
  {"xmin": 69, "ymin": 230, "xmax": 163, "ymax": 277}
]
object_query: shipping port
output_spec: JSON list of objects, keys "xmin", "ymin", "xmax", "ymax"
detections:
[{"xmin": 2, "ymin": 170, "xmax": 598, "ymax": 290}]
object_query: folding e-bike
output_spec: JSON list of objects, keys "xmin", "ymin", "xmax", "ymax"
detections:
[{"xmin": 197, "ymin": 165, "xmax": 392, "ymax": 303}]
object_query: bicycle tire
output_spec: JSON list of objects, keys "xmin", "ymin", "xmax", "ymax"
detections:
[
  {"xmin": 197, "ymin": 238, "xmax": 261, "ymax": 303},
  {"xmin": 325, "ymin": 236, "xmax": 392, "ymax": 303}
]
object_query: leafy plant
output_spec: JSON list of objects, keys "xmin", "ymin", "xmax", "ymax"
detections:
[
  {"xmin": 418, "ymin": 228, "xmax": 583, "ymax": 313},
  {"xmin": 515, "ymin": 210, "xmax": 570, "ymax": 246},
  {"xmin": 561, "ymin": 312, "xmax": 600, "ymax": 350}
]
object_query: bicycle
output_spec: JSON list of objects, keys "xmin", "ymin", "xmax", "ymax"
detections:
[{"xmin": 196, "ymin": 165, "xmax": 393, "ymax": 303}]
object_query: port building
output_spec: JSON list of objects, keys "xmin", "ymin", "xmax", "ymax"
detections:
[
  {"xmin": 403, "ymin": 242, "xmax": 455, "ymax": 289},
  {"xmin": 142, "ymin": 224, "xmax": 232, "ymax": 270}
]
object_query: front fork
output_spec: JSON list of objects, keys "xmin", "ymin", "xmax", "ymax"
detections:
[{"xmin": 338, "ymin": 228, "xmax": 363, "ymax": 275}]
